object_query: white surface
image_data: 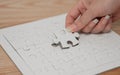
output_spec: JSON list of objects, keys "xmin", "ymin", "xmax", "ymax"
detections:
[{"xmin": 0, "ymin": 14, "xmax": 120, "ymax": 75}]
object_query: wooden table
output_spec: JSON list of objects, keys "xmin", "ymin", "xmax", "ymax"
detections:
[{"xmin": 0, "ymin": 0, "xmax": 120, "ymax": 75}]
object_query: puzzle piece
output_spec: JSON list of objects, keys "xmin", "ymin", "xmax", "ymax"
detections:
[{"xmin": 52, "ymin": 29, "xmax": 80, "ymax": 49}]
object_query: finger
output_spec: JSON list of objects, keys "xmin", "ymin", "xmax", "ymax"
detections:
[
  {"xmin": 66, "ymin": 9, "xmax": 97, "ymax": 32},
  {"xmin": 103, "ymin": 19, "xmax": 112, "ymax": 33},
  {"xmin": 91, "ymin": 15, "xmax": 110, "ymax": 34},
  {"xmin": 82, "ymin": 19, "xmax": 99, "ymax": 33},
  {"xmin": 66, "ymin": 1, "xmax": 85, "ymax": 27}
]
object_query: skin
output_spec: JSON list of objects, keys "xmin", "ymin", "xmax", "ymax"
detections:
[{"xmin": 66, "ymin": 0, "xmax": 120, "ymax": 33}]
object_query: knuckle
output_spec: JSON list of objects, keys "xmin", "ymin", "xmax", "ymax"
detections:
[{"xmin": 88, "ymin": 9, "xmax": 97, "ymax": 17}]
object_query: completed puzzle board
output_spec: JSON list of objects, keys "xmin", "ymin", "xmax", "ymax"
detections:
[{"xmin": 0, "ymin": 14, "xmax": 120, "ymax": 75}]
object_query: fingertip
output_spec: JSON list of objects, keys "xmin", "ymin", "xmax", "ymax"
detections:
[
  {"xmin": 66, "ymin": 27, "xmax": 72, "ymax": 32},
  {"xmin": 105, "ymin": 15, "xmax": 110, "ymax": 20},
  {"xmin": 103, "ymin": 20, "xmax": 112, "ymax": 33},
  {"xmin": 65, "ymin": 23, "xmax": 70, "ymax": 28},
  {"xmin": 93, "ymin": 19, "xmax": 99, "ymax": 24},
  {"xmin": 66, "ymin": 24, "xmax": 77, "ymax": 32}
]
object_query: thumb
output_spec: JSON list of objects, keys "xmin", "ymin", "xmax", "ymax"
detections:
[{"xmin": 67, "ymin": 9, "xmax": 97, "ymax": 32}]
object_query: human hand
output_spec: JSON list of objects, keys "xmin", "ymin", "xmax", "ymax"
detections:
[{"xmin": 66, "ymin": 0, "xmax": 120, "ymax": 33}]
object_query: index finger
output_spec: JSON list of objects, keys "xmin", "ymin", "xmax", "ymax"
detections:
[{"xmin": 65, "ymin": 1, "xmax": 85, "ymax": 27}]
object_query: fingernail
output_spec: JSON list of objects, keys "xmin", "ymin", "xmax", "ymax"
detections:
[
  {"xmin": 105, "ymin": 15, "xmax": 110, "ymax": 20},
  {"xmin": 66, "ymin": 24, "xmax": 77, "ymax": 32},
  {"xmin": 66, "ymin": 27, "xmax": 71, "ymax": 32},
  {"xmin": 93, "ymin": 19, "xmax": 99, "ymax": 24}
]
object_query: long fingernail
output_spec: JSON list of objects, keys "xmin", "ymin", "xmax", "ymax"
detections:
[
  {"xmin": 66, "ymin": 24, "xmax": 77, "ymax": 32},
  {"xmin": 105, "ymin": 15, "xmax": 110, "ymax": 20},
  {"xmin": 93, "ymin": 19, "xmax": 99, "ymax": 24},
  {"xmin": 66, "ymin": 27, "xmax": 71, "ymax": 32}
]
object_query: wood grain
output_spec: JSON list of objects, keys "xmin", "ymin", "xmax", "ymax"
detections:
[{"xmin": 0, "ymin": 0, "xmax": 120, "ymax": 75}]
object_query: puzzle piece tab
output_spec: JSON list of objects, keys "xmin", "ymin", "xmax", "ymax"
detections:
[{"xmin": 52, "ymin": 29, "xmax": 80, "ymax": 49}]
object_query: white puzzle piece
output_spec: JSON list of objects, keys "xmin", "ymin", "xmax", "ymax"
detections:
[{"xmin": 52, "ymin": 29, "xmax": 80, "ymax": 49}]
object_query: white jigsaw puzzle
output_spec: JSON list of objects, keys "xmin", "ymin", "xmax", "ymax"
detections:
[{"xmin": 52, "ymin": 29, "xmax": 80, "ymax": 49}]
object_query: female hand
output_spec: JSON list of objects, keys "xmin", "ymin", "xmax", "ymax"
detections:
[{"xmin": 66, "ymin": 0, "xmax": 120, "ymax": 33}]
